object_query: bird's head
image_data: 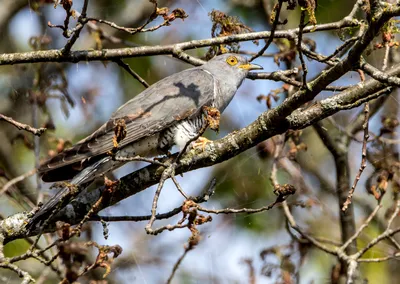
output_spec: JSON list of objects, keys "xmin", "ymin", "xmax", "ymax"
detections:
[
  {"xmin": 203, "ymin": 53, "xmax": 263, "ymax": 77},
  {"xmin": 200, "ymin": 53, "xmax": 263, "ymax": 111}
]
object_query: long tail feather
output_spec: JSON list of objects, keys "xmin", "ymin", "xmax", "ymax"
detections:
[{"xmin": 26, "ymin": 156, "xmax": 112, "ymax": 232}]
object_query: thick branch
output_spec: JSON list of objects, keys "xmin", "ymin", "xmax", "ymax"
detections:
[
  {"xmin": 3, "ymin": 2, "xmax": 400, "ymax": 245},
  {"xmin": 0, "ymin": 19, "xmax": 358, "ymax": 66},
  {"xmin": 2, "ymin": 62, "xmax": 399, "ymax": 243}
]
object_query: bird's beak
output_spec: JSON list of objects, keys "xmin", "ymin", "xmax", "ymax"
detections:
[{"xmin": 238, "ymin": 63, "xmax": 263, "ymax": 70}]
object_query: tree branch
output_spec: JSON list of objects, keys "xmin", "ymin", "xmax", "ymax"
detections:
[
  {"xmin": 0, "ymin": 114, "xmax": 46, "ymax": 136},
  {"xmin": 0, "ymin": 19, "xmax": 358, "ymax": 66},
  {"xmin": 2, "ymin": 60, "xmax": 399, "ymax": 243}
]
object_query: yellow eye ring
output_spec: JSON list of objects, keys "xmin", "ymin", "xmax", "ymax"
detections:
[{"xmin": 226, "ymin": 56, "xmax": 238, "ymax": 66}]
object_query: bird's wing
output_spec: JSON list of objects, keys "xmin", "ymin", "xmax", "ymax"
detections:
[{"xmin": 39, "ymin": 68, "xmax": 216, "ymax": 181}]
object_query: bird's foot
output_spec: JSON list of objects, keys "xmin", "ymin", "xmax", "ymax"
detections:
[{"xmin": 193, "ymin": 136, "xmax": 212, "ymax": 151}]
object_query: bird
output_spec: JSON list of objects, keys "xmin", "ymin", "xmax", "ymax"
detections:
[{"xmin": 26, "ymin": 53, "xmax": 263, "ymax": 231}]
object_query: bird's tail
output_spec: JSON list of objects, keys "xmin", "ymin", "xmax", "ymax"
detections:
[{"xmin": 26, "ymin": 156, "xmax": 113, "ymax": 232}]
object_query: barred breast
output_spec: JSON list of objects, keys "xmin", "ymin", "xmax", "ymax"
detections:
[{"xmin": 158, "ymin": 115, "xmax": 204, "ymax": 152}]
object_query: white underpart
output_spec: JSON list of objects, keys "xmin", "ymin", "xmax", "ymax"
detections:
[
  {"xmin": 174, "ymin": 121, "xmax": 198, "ymax": 151},
  {"xmin": 172, "ymin": 69, "xmax": 217, "ymax": 151}
]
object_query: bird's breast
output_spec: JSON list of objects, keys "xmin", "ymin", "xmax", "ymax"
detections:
[{"xmin": 158, "ymin": 116, "xmax": 204, "ymax": 152}]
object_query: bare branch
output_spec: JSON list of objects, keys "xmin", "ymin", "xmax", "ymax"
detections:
[
  {"xmin": 0, "ymin": 168, "xmax": 37, "ymax": 197},
  {"xmin": 0, "ymin": 114, "xmax": 46, "ymax": 136},
  {"xmin": 0, "ymin": 19, "xmax": 359, "ymax": 66},
  {"xmin": 342, "ymin": 103, "xmax": 370, "ymax": 211},
  {"xmin": 114, "ymin": 59, "xmax": 150, "ymax": 88}
]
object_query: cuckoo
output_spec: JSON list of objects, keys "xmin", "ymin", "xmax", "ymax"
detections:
[{"xmin": 27, "ymin": 53, "xmax": 263, "ymax": 230}]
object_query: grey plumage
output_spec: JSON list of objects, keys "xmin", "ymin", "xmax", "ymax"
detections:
[{"xmin": 27, "ymin": 53, "xmax": 262, "ymax": 230}]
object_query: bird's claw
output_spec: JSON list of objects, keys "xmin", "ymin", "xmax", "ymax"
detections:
[{"xmin": 193, "ymin": 137, "xmax": 212, "ymax": 152}]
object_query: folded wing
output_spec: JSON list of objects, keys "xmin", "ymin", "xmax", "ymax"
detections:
[{"xmin": 40, "ymin": 68, "xmax": 216, "ymax": 182}]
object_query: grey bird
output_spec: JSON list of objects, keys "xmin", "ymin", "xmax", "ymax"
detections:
[{"xmin": 27, "ymin": 53, "xmax": 262, "ymax": 230}]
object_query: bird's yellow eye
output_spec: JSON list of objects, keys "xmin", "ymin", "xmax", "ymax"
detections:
[{"xmin": 226, "ymin": 56, "xmax": 238, "ymax": 66}]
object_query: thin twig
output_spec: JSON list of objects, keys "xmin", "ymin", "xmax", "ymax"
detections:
[
  {"xmin": 382, "ymin": 43, "xmax": 390, "ymax": 71},
  {"xmin": 0, "ymin": 234, "xmax": 35, "ymax": 283},
  {"xmin": 239, "ymin": 50, "xmax": 276, "ymax": 57},
  {"xmin": 145, "ymin": 166, "xmax": 175, "ymax": 234},
  {"xmin": 269, "ymin": 135, "xmax": 285, "ymax": 187},
  {"xmin": 62, "ymin": 0, "xmax": 90, "ymax": 54},
  {"xmin": 346, "ymin": 0, "xmax": 364, "ymax": 20},
  {"xmin": 93, "ymin": 207, "xmax": 183, "ymax": 222},
  {"xmin": 114, "ymin": 59, "xmax": 150, "ymax": 88},
  {"xmin": 0, "ymin": 168, "xmax": 37, "ymax": 197},
  {"xmin": 172, "ymin": 47, "xmax": 205, "ymax": 66},
  {"xmin": 31, "ymin": 77, "xmax": 43, "ymax": 205},
  {"xmin": 320, "ymin": 36, "xmax": 360, "ymax": 63},
  {"xmin": 386, "ymin": 200, "xmax": 400, "ymax": 229},
  {"xmin": 87, "ymin": 17, "xmax": 152, "ymax": 35},
  {"xmin": 342, "ymin": 102, "xmax": 369, "ymax": 211},
  {"xmin": 297, "ymin": 10, "xmax": 308, "ymax": 89},
  {"xmin": 197, "ymin": 191, "xmax": 287, "ymax": 215},
  {"xmin": 113, "ymin": 155, "xmax": 167, "ymax": 167},
  {"xmin": 0, "ymin": 114, "xmax": 46, "ymax": 136},
  {"xmin": 166, "ymin": 246, "xmax": 191, "ymax": 284},
  {"xmin": 250, "ymin": 0, "xmax": 284, "ymax": 61},
  {"xmin": 340, "ymin": 203, "xmax": 381, "ymax": 252},
  {"xmin": 282, "ymin": 201, "xmax": 338, "ymax": 256},
  {"xmin": 355, "ymin": 200, "xmax": 400, "ymax": 259},
  {"xmin": 0, "ymin": 262, "xmax": 34, "ymax": 283},
  {"xmin": 93, "ymin": 178, "xmax": 216, "ymax": 223},
  {"xmin": 358, "ymin": 252, "xmax": 400, "ymax": 262},
  {"xmin": 171, "ymin": 176, "xmax": 189, "ymax": 199},
  {"xmin": 197, "ymin": 201, "xmax": 278, "ymax": 215},
  {"xmin": 248, "ymin": 70, "xmax": 351, "ymax": 91}
]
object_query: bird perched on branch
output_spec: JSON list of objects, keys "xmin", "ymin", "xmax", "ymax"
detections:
[{"xmin": 26, "ymin": 53, "xmax": 262, "ymax": 231}]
